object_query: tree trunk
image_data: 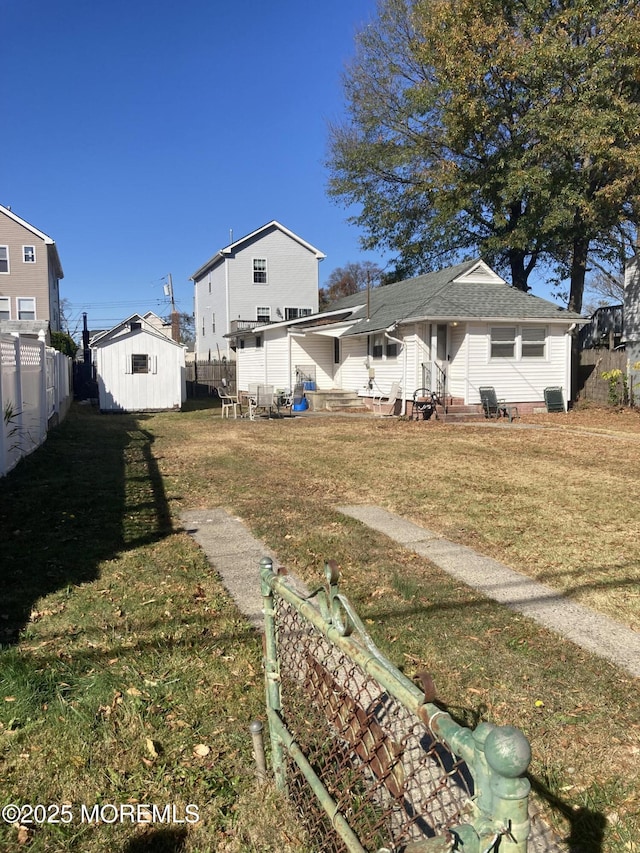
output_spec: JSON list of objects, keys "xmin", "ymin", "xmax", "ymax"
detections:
[
  {"xmin": 508, "ymin": 248, "xmax": 531, "ymax": 292},
  {"xmin": 568, "ymin": 236, "xmax": 590, "ymax": 315}
]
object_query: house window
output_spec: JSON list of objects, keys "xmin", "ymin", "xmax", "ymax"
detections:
[
  {"xmin": 334, "ymin": 337, "xmax": 340, "ymax": 364},
  {"xmin": 17, "ymin": 297, "xmax": 35, "ymax": 320},
  {"xmin": 371, "ymin": 333, "xmax": 384, "ymax": 359},
  {"xmin": 256, "ymin": 306, "xmax": 271, "ymax": 323},
  {"xmin": 285, "ymin": 307, "xmax": 312, "ymax": 320},
  {"xmin": 202, "ymin": 317, "xmax": 206, "ymax": 336},
  {"xmin": 255, "ymin": 335, "xmax": 262, "ymax": 348},
  {"xmin": 0, "ymin": 296, "xmax": 10, "ymax": 320},
  {"xmin": 386, "ymin": 340, "xmax": 398, "ymax": 358},
  {"xmin": 0, "ymin": 247, "xmax": 8, "ymax": 273},
  {"xmin": 131, "ymin": 354, "xmax": 149, "ymax": 374},
  {"xmin": 212, "ymin": 313, "xmax": 215, "ymax": 333},
  {"xmin": 23, "ymin": 246, "xmax": 36, "ymax": 263},
  {"xmin": 239, "ymin": 339, "xmax": 245, "ymax": 350},
  {"xmin": 521, "ymin": 326, "xmax": 546, "ymax": 358},
  {"xmin": 490, "ymin": 326, "xmax": 516, "ymax": 358},
  {"xmin": 253, "ymin": 258, "xmax": 267, "ymax": 284}
]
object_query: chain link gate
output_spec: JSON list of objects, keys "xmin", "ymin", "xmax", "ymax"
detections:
[{"xmin": 260, "ymin": 557, "xmax": 533, "ymax": 853}]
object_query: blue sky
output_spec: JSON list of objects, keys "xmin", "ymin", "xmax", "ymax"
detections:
[
  {"xmin": 3, "ymin": 0, "xmax": 568, "ymax": 336},
  {"xmin": 3, "ymin": 0, "xmax": 382, "ymax": 333}
]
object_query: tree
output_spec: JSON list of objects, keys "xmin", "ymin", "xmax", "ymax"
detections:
[
  {"xmin": 170, "ymin": 311, "xmax": 195, "ymax": 349},
  {"xmin": 327, "ymin": 0, "xmax": 640, "ymax": 311},
  {"xmin": 319, "ymin": 261, "xmax": 384, "ymax": 309},
  {"xmin": 50, "ymin": 331, "xmax": 78, "ymax": 359}
]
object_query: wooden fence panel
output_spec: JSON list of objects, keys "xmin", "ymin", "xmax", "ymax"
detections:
[
  {"xmin": 185, "ymin": 360, "xmax": 237, "ymax": 397},
  {"xmin": 577, "ymin": 349, "xmax": 627, "ymax": 404}
]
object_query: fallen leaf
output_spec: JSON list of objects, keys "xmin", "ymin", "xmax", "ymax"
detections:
[
  {"xmin": 145, "ymin": 738, "xmax": 159, "ymax": 759},
  {"xmin": 193, "ymin": 743, "xmax": 210, "ymax": 757},
  {"xmin": 126, "ymin": 687, "xmax": 143, "ymax": 697}
]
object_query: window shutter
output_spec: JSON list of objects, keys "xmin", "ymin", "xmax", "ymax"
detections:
[
  {"xmin": 151, "ymin": 355, "xmax": 158, "ymax": 374},
  {"xmin": 125, "ymin": 355, "xmax": 132, "ymax": 374}
]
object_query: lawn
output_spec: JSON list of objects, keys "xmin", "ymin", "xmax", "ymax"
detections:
[{"xmin": 1, "ymin": 401, "xmax": 638, "ymax": 851}]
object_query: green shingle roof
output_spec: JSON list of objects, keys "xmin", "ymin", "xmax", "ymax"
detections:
[{"xmin": 323, "ymin": 260, "xmax": 584, "ymax": 337}]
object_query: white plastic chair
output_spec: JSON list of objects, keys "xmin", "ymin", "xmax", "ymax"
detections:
[{"xmin": 373, "ymin": 381, "xmax": 401, "ymax": 416}]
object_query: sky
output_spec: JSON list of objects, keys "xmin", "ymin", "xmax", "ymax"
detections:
[
  {"xmin": 3, "ymin": 0, "xmax": 567, "ymax": 337},
  {"xmin": 3, "ymin": 0, "xmax": 384, "ymax": 333}
]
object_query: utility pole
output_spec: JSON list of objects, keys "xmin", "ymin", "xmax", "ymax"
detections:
[{"xmin": 165, "ymin": 273, "xmax": 180, "ymax": 343}]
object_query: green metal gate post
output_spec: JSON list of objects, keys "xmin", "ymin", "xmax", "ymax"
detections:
[{"xmin": 260, "ymin": 556, "xmax": 286, "ymax": 791}]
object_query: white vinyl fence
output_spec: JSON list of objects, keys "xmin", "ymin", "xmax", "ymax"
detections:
[{"xmin": 0, "ymin": 333, "xmax": 73, "ymax": 477}]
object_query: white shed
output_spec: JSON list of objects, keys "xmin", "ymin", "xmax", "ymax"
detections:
[{"xmin": 92, "ymin": 313, "xmax": 186, "ymax": 412}]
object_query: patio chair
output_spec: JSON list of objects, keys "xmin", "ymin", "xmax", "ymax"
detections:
[
  {"xmin": 544, "ymin": 387, "xmax": 565, "ymax": 413},
  {"xmin": 479, "ymin": 387, "xmax": 518, "ymax": 422},
  {"xmin": 253, "ymin": 384, "xmax": 275, "ymax": 418},
  {"xmin": 217, "ymin": 385, "xmax": 240, "ymax": 419},
  {"xmin": 373, "ymin": 381, "xmax": 401, "ymax": 416}
]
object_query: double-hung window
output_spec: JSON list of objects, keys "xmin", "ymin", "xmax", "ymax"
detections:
[
  {"xmin": 253, "ymin": 258, "xmax": 267, "ymax": 284},
  {"xmin": 18, "ymin": 297, "xmax": 35, "ymax": 320},
  {"xmin": 521, "ymin": 326, "xmax": 546, "ymax": 358},
  {"xmin": 0, "ymin": 246, "xmax": 9, "ymax": 273},
  {"xmin": 490, "ymin": 326, "xmax": 547, "ymax": 359},
  {"xmin": 490, "ymin": 326, "xmax": 516, "ymax": 358},
  {"xmin": 0, "ymin": 297, "xmax": 10, "ymax": 320},
  {"xmin": 256, "ymin": 306, "xmax": 271, "ymax": 324},
  {"xmin": 370, "ymin": 332, "xmax": 398, "ymax": 359},
  {"xmin": 23, "ymin": 246, "xmax": 36, "ymax": 263}
]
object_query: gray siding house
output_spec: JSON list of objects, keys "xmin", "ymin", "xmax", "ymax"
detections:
[
  {"xmin": 191, "ymin": 221, "xmax": 325, "ymax": 360},
  {"xmin": 0, "ymin": 204, "xmax": 64, "ymax": 342}
]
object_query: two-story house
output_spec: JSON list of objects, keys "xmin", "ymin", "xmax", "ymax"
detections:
[
  {"xmin": 191, "ymin": 221, "xmax": 325, "ymax": 360},
  {"xmin": 0, "ymin": 204, "xmax": 64, "ymax": 342}
]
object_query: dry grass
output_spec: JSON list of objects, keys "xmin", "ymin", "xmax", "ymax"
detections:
[{"xmin": 1, "ymin": 401, "xmax": 639, "ymax": 851}]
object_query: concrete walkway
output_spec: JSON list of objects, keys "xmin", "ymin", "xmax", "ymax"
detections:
[
  {"xmin": 337, "ymin": 505, "xmax": 640, "ymax": 679},
  {"xmin": 181, "ymin": 505, "xmax": 639, "ymax": 679}
]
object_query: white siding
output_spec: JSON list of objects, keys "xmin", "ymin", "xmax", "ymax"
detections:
[
  {"xmin": 96, "ymin": 330, "xmax": 185, "ymax": 412},
  {"xmin": 290, "ymin": 334, "xmax": 333, "ymax": 389},
  {"xmin": 236, "ymin": 339, "xmax": 266, "ymax": 390},
  {"xmin": 466, "ymin": 323, "xmax": 570, "ymax": 403},
  {"xmin": 339, "ymin": 336, "xmax": 369, "ymax": 393}
]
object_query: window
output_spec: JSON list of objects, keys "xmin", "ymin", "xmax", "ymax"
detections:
[
  {"xmin": 490, "ymin": 326, "xmax": 516, "ymax": 358},
  {"xmin": 132, "ymin": 354, "xmax": 149, "ymax": 374},
  {"xmin": 369, "ymin": 333, "xmax": 399, "ymax": 359},
  {"xmin": 0, "ymin": 297, "xmax": 10, "ymax": 320},
  {"xmin": 371, "ymin": 333, "xmax": 384, "ymax": 359},
  {"xmin": 521, "ymin": 326, "xmax": 546, "ymax": 358},
  {"xmin": 202, "ymin": 317, "xmax": 206, "ymax": 336},
  {"xmin": 334, "ymin": 337, "xmax": 340, "ymax": 365},
  {"xmin": 17, "ymin": 297, "xmax": 35, "ymax": 320},
  {"xmin": 256, "ymin": 306, "xmax": 271, "ymax": 323},
  {"xmin": 212, "ymin": 313, "xmax": 216, "ymax": 333},
  {"xmin": 23, "ymin": 246, "xmax": 36, "ymax": 263},
  {"xmin": 255, "ymin": 335, "xmax": 262, "ymax": 348},
  {"xmin": 253, "ymin": 258, "xmax": 267, "ymax": 284},
  {"xmin": 0, "ymin": 247, "xmax": 8, "ymax": 273},
  {"xmin": 285, "ymin": 307, "xmax": 313, "ymax": 320}
]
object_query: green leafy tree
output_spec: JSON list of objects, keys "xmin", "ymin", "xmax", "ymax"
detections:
[
  {"xmin": 319, "ymin": 261, "xmax": 384, "ymax": 309},
  {"xmin": 327, "ymin": 0, "xmax": 640, "ymax": 311}
]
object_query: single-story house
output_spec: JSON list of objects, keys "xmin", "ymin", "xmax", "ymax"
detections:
[
  {"xmin": 92, "ymin": 312, "xmax": 186, "ymax": 412},
  {"xmin": 232, "ymin": 259, "xmax": 586, "ymax": 414}
]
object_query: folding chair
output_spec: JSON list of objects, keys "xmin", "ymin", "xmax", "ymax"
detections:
[{"xmin": 479, "ymin": 387, "xmax": 518, "ymax": 422}]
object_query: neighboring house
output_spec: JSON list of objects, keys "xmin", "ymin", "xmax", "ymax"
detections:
[
  {"xmin": 191, "ymin": 221, "xmax": 325, "ymax": 360},
  {"xmin": 0, "ymin": 204, "xmax": 64, "ymax": 342},
  {"xmin": 91, "ymin": 312, "xmax": 186, "ymax": 412},
  {"xmin": 579, "ymin": 304, "xmax": 624, "ymax": 350},
  {"xmin": 234, "ymin": 259, "xmax": 586, "ymax": 413}
]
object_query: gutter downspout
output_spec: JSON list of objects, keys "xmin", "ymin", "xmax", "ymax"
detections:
[{"xmin": 385, "ymin": 329, "xmax": 407, "ymax": 416}]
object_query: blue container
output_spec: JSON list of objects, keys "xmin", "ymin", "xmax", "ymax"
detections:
[
  {"xmin": 292, "ymin": 398, "xmax": 309, "ymax": 411},
  {"xmin": 302, "ymin": 381, "xmax": 316, "ymax": 391}
]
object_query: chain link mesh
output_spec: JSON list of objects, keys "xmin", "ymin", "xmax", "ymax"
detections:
[{"xmin": 274, "ymin": 595, "xmax": 474, "ymax": 852}]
